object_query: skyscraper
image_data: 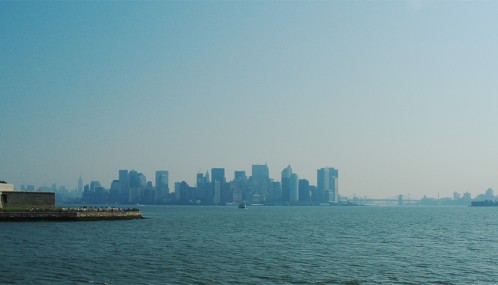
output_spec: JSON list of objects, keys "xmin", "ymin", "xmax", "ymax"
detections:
[
  {"xmin": 211, "ymin": 168, "xmax": 225, "ymax": 205},
  {"xmin": 155, "ymin": 171, "xmax": 169, "ymax": 190},
  {"xmin": 281, "ymin": 165, "xmax": 293, "ymax": 202},
  {"xmin": 128, "ymin": 170, "xmax": 145, "ymax": 203},
  {"xmin": 211, "ymin": 168, "xmax": 225, "ymax": 184},
  {"xmin": 317, "ymin": 167, "xmax": 339, "ymax": 203},
  {"xmin": 233, "ymin": 170, "xmax": 247, "ymax": 202},
  {"xmin": 234, "ymin": 171, "xmax": 247, "ymax": 182},
  {"xmin": 109, "ymin": 180, "xmax": 121, "ymax": 203},
  {"xmin": 252, "ymin": 164, "xmax": 269, "ymax": 179},
  {"xmin": 251, "ymin": 164, "xmax": 270, "ymax": 200},
  {"xmin": 289, "ymin": 173, "xmax": 299, "ymax": 202},
  {"xmin": 298, "ymin": 179, "xmax": 310, "ymax": 202},
  {"xmin": 197, "ymin": 171, "xmax": 211, "ymax": 204},
  {"xmin": 119, "ymin": 170, "xmax": 129, "ymax": 203},
  {"xmin": 77, "ymin": 175, "xmax": 83, "ymax": 193},
  {"xmin": 155, "ymin": 170, "xmax": 169, "ymax": 203}
]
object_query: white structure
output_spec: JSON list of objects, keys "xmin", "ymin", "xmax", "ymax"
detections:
[{"xmin": 0, "ymin": 183, "xmax": 14, "ymax": 192}]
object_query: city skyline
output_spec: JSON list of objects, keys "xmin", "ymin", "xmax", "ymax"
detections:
[
  {"xmin": 10, "ymin": 163, "xmax": 492, "ymax": 203},
  {"xmin": 71, "ymin": 164, "xmax": 340, "ymax": 205},
  {"xmin": 17, "ymin": 163, "xmax": 331, "ymax": 192},
  {"xmin": 2, "ymin": 2, "xmax": 498, "ymax": 200},
  {"xmin": 15, "ymin": 163, "xmax": 496, "ymax": 206}
]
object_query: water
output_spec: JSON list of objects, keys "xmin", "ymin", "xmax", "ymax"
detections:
[{"xmin": 1, "ymin": 206, "xmax": 498, "ymax": 284}]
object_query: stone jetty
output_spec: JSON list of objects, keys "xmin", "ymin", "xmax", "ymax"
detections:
[{"xmin": 0, "ymin": 207, "xmax": 142, "ymax": 222}]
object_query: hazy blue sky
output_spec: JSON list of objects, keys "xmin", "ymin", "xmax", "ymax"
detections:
[{"xmin": 2, "ymin": 1, "xmax": 498, "ymax": 199}]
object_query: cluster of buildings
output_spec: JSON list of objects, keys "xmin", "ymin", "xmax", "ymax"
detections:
[{"xmin": 81, "ymin": 164, "xmax": 339, "ymax": 206}]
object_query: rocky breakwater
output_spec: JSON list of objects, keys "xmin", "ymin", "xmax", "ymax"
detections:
[{"xmin": 0, "ymin": 207, "xmax": 143, "ymax": 222}]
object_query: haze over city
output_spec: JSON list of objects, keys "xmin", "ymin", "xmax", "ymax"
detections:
[{"xmin": 2, "ymin": 1, "xmax": 498, "ymax": 199}]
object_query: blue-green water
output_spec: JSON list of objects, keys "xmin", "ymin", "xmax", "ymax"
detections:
[{"xmin": 1, "ymin": 206, "xmax": 498, "ymax": 284}]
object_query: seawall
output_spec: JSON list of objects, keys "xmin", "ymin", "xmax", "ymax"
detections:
[{"xmin": 0, "ymin": 208, "xmax": 142, "ymax": 222}]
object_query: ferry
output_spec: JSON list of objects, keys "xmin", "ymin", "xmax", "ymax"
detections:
[{"xmin": 238, "ymin": 203, "xmax": 247, "ymax": 209}]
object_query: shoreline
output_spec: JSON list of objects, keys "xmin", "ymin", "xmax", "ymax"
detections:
[{"xmin": 0, "ymin": 207, "xmax": 142, "ymax": 222}]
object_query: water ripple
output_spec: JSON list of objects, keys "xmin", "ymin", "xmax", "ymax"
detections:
[{"xmin": 2, "ymin": 206, "xmax": 498, "ymax": 284}]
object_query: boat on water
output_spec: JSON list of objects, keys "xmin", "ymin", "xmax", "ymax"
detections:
[{"xmin": 238, "ymin": 203, "xmax": 247, "ymax": 209}]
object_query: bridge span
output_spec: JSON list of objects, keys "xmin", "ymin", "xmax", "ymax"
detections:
[{"xmin": 351, "ymin": 195, "xmax": 419, "ymax": 206}]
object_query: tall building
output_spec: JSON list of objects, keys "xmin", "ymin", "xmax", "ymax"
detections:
[
  {"xmin": 210, "ymin": 168, "xmax": 225, "ymax": 205},
  {"xmin": 90, "ymin": 181, "xmax": 101, "ymax": 192},
  {"xmin": 281, "ymin": 165, "xmax": 293, "ymax": 202},
  {"xmin": 174, "ymin": 182, "xmax": 181, "ymax": 200},
  {"xmin": 317, "ymin": 167, "xmax": 339, "ymax": 203},
  {"xmin": 128, "ymin": 170, "xmax": 146, "ymax": 203},
  {"xmin": 109, "ymin": 180, "xmax": 121, "ymax": 203},
  {"xmin": 270, "ymin": 181, "xmax": 282, "ymax": 201},
  {"xmin": 298, "ymin": 179, "xmax": 310, "ymax": 202},
  {"xmin": 252, "ymin": 164, "xmax": 269, "ymax": 179},
  {"xmin": 155, "ymin": 170, "xmax": 169, "ymax": 203},
  {"xmin": 233, "ymin": 171, "xmax": 248, "ymax": 202},
  {"xmin": 213, "ymin": 180, "xmax": 221, "ymax": 204},
  {"xmin": 77, "ymin": 175, "xmax": 83, "ymax": 193},
  {"xmin": 119, "ymin": 170, "xmax": 129, "ymax": 203},
  {"xmin": 197, "ymin": 171, "xmax": 211, "ymax": 204},
  {"xmin": 178, "ymin": 181, "xmax": 195, "ymax": 203},
  {"xmin": 234, "ymin": 171, "xmax": 247, "ymax": 182},
  {"xmin": 289, "ymin": 173, "xmax": 299, "ymax": 202},
  {"xmin": 211, "ymin": 168, "xmax": 225, "ymax": 184},
  {"xmin": 251, "ymin": 164, "xmax": 270, "ymax": 200},
  {"xmin": 137, "ymin": 173, "xmax": 147, "ymax": 189},
  {"xmin": 155, "ymin": 171, "xmax": 169, "ymax": 190},
  {"xmin": 310, "ymin": 185, "xmax": 318, "ymax": 202}
]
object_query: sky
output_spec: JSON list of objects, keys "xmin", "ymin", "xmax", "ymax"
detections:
[{"xmin": 1, "ymin": 1, "xmax": 498, "ymax": 199}]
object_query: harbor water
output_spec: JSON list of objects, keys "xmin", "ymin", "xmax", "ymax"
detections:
[{"xmin": 1, "ymin": 206, "xmax": 498, "ymax": 284}]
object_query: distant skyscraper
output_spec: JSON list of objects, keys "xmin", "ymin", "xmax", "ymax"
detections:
[
  {"xmin": 282, "ymin": 165, "xmax": 293, "ymax": 179},
  {"xmin": 252, "ymin": 164, "xmax": 269, "ymax": 179},
  {"xmin": 211, "ymin": 168, "xmax": 232, "ymax": 204},
  {"xmin": 234, "ymin": 171, "xmax": 247, "ymax": 182},
  {"xmin": 309, "ymin": 185, "xmax": 318, "ymax": 202},
  {"xmin": 233, "ymin": 170, "xmax": 247, "ymax": 202},
  {"xmin": 197, "ymin": 171, "xmax": 211, "ymax": 204},
  {"xmin": 90, "ymin": 181, "xmax": 101, "ymax": 192},
  {"xmin": 138, "ymin": 172, "xmax": 147, "ymax": 188},
  {"xmin": 213, "ymin": 180, "xmax": 221, "ymax": 204},
  {"xmin": 211, "ymin": 168, "xmax": 225, "ymax": 205},
  {"xmin": 270, "ymin": 181, "xmax": 282, "ymax": 201},
  {"xmin": 174, "ymin": 182, "xmax": 181, "ymax": 200},
  {"xmin": 289, "ymin": 173, "xmax": 299, "ymax": 202},
  {"xmin": 155, "ymin": 170, "xmax": 169, "ymax": 203},
  {"xmin": 155, "ymin": 171, "xmax": 169, "ymax": 190},
  {"xmin": 78, "ymin": 175, "xmax": 83, "ymax": 193},
  {"xmin": 128, "ymin": 170, "xmax": 146, "ymax": 203},
  {"xmin": 251, "ymin": 164, "xmax": 270, "ymax": 200},
  {"xmin": 298, "ymin": 179, "xmax": 310, "ymax": 202},
  {"xmin": 317, "ymin": 167, "xmax": 339, "ymax": 203},
  {"xmin": 110, "ymin": 180, "xmax": 121, "ymax": 203},
  {"xmin": 281, "ymin": 165, "xmax": 293, "ymax": 202},
  {"xmin": 119, "ymin": 170, "xmax": 129, "ymax": 203},
  {"xmin": 211, "ymin": 168, "xmax": 225, "ymax": 183}
]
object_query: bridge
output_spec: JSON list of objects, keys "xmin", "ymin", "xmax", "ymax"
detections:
[{"xmin": 350, "ymin": 195, "xmax": 420, "ymax": 206}]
